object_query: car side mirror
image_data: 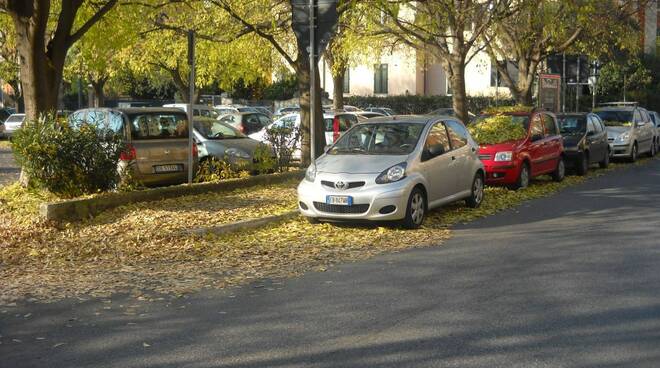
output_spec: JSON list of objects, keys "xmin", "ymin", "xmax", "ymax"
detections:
[
  {"xmin": 636, "ymin": 121, "xmax": 646, "ymax": 128},
  {"xmin": 428, "ymin": 144, "xmax": 445, "ymax": 157},
  {"xmin": 587, "ymin": 130, "xmax": 595, "ymax": 136}
]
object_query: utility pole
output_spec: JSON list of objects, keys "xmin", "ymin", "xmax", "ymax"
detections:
[
  {"xmin": 561, "ymin": 53, "xmax": 566, "ymax": 113},
  {"xmin": 309, "ymin": 0, "xmax": 317, "ymax": 164},
  {"xmin": 576, "ymin": 56, "xmax": 580, "ymax": 112},
  {"xmin": 187, "ymin": 30, "xmax": 196, "ymax": 185}
]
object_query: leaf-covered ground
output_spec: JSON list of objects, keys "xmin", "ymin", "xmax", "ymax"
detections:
[
  {"xmin": 0, "ymin": 140, "xmax": 10, "ymax": 150},
  {"xmin": 0, "ymin": 158, "xmax": 653, "ymax": 305}
]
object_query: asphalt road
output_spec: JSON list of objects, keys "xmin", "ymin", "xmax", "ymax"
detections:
[
  {"xmin": 2, "ymin": 159, "xmax": 660, "ymax": 367},
  {"xmin": 0, "ymin": 141, "xmax": 19, "ymax": 186}
]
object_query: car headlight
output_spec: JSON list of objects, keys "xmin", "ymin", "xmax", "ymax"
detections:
[
  {"xmin": 494, "ymin": 151, "xmax": 513, "ymax": 162},
  {"xmin": 615, "ymin": 132, "xmax": 631, "ymax": 143},
  {"xmin": 305, "ymin": 163, "xmax": 316, "ymax": 182},
  {"xmin": 226, "ymin": 148, "xmax": 251, "ymax": 159},
  {"xmin": 375, "ymin": 162, "xmax": 407, "ymax": 184}
]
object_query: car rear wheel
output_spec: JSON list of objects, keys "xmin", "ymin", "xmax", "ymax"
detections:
[
  {"xmin": 465, "ymin": 172, "xmax": 484, "ymax": 208},
  {"xmin": 401, "ymin": 187, "xmax": 426, "ymax": 229},
  {"xmin": 510, "ymin": 162, "xmax": 530, "ymax": 190},
  {"xmin": 599, "ymin": 149, "xmax": 610, "ymax": 168},
  {"xmin": 551, "ymin": 156, "xmax": 566, "ymax": 182},
  {"xmin": 629, "ymin": 143, "xmax": 638, "ymax": 163},
  {"xmin": 649, "ymin": 141, "xmax": 656, "ymax": 157},
  {"xmin": 575, "ymin": 153, "xmax": 588, "ymax": 176}
]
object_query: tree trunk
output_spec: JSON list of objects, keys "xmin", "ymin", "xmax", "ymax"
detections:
[
  {"xmin": 12, "ymin": 1, "xmax": 62, "ymax": 120},
  {"xmin": 297, "ymin": 55, "xmax": 325, "ymax": 166},
  {"xmin": 169, "ymin": 67, "xmax": 199, "ymax": 103},
  {"xmin": 91, "ymin": 78, "xmax": 106, "ymax": 107},
  {"xmin": 332, "ymin": 68, "xmax": 345, "ymax": 110},
  {"xmin": 445, "ymin": 56, "xmax": 469, "ymax": 124}
]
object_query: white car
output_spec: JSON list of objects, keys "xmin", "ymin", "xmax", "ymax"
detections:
[
  {"xmin": 249, "ymin": 112, "xmax": 364, "ymax": 159},
  {"xmin": 298, "ymin": 116, "xmax": 485, "ymax": 228},
  {"xmin": 3, "ymin": 113, "xmax": 25, "ymax": 138}
]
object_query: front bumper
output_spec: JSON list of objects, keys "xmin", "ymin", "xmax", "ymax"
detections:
[
  {"xmin": 297, "ymin": 173, "xmax": 413, "ymax": 221},
  {"xmin": 609, "ymin": 142, "xmax": 632, "ymax": 157},
  {"xmin": 482, "ymin": 161, "xmax": 519, "ymax": 186}
]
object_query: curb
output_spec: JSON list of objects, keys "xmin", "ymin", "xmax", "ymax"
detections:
[
  {"xmin": 187, "ymin": 211, "xmax": 300, "ymax": 237},
  {"xmin": 40, "ymin": 170, "xmax": 304, "ymax": 222}
]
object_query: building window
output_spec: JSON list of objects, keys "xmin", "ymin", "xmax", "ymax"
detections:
[
  {"xmin": 490, "ymin": 60, "xmax": 519, "ymax": 87},
  {"xmin": 374, "ymin": 64, "xmax": 388, "ymax": 94},
  {"xmin": 343, "ymin": 69, "xmax": 350, "ymax": 94}
]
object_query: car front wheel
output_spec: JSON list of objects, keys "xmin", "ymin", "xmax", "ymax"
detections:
[
  {"xmin": 599, "ymin": 149, "xmax": 610, "ymax": 168},
  {"xmin": 629, "ymin": 143, "xmax": 638, "ymax": 162},
  {"xmin": 465, "ymin": 172, "xmax": 484, "ymax": 208},
  {"xmin": 509, "ymin": 162, "xmax": 530, "ymax": 190},
  {"xmin": 401, "ymin": 187, "xmax": 426, "ymax": 229}
]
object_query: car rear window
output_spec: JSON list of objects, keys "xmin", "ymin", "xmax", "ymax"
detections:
[
  {"xmin": 129, "ymin": 113, "xmax": 189, "ymax": 140},
  {"xmin": 5, "ymin": 115, "xmax": 24, "ymax": 123},
  {"xmin": 594, "ymin": 110, "xmax": 634, "ymax": 126}
]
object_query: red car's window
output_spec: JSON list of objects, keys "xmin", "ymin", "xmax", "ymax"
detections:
[{"xmin": 530, "ymin": 115, "xmax": 544, "ymax": 139}]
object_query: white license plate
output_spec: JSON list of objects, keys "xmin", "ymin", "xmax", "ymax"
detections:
[
  {"xmin": 326, "ymin": 195, "xmax": 353, "ymax": 206},
  {"xmin": 154, "ymin": 164, "xmax": 183, "ymax": 173}
]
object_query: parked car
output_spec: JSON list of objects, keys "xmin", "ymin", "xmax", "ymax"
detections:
[
  {"xmin": 0, "ymin": 107, "xmax": 15, "ymax": 123},
  {"xmin": 594, "ymin": 102, "xmax": 655, "ymax": 161},
  {"xmin": 556, "ymin": 113, "xmax": 610, "ymax": 175},
  {"xmin": 163, "ymin": 103, "xmax": 219, "ymax": 119},
  {"xmin": 69, "ymin": 108, "xmax": 197, "ymax": 186},
  {"xmin": 250, "ymin": 113, "xmax": 304, "ymax": 160},
  {"xmin": 275, "ymin": 106, "xmax": 300, "ymax": 118},
  {"xmin": 3, "ymin": 113, "xmax": 25, "ymax": 138},
  {"xmin": 647, "ymin": 110, "xmax": 660, "ymax": 153},
  {"xmin": 219, "ymin": 112, "xmax": 272, "ymax": 135},
  {"xmin": 473, "ymin": 110, "xmax": 565, "ymax": 189},
  {"xmin": 298, "ymin": 116, "xmax": 485, "ymax": 228},
  {"xmin": 427, "ymin": 108, "xmax": 475, "ymax": 122},
  {"xmin": 365, "ymin": 107, "xmax": 396, "ymax": 116},
  {"xmin": 193, "ymin": 118, "xmax": 266, "ymax": 168}
]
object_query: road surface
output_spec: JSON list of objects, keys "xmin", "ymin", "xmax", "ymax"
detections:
[{"xmin": 2, "ymin": 159, "xmax": 660, "ymax": 367}]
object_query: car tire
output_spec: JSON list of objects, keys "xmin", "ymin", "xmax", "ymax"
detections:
[
  {"xmin": 649, "ymin": 141, "xmax": 656, "ymax": 157},
  {"xmin": 510, "ymin": 162, "xmax": 530, "ymax": 190},
  {"xmin": 401, "ymin": 187, "xmax": 426, "ymax": 230},
  {"xmin": 599, "ymin": 149, "xmax": 610, "ymax": 169},
  {"xmin": 465, "ymin": 172, "xmax": 485, "ymax": 208},
  {"xmin": 551, "ymin": 156, "xmax": 566, "ymax": 182},
  {"xmin": 575, "ymin": 152, "xmax": 588, "ymax": 176},
  {"xmin": 629, "ymin": 142, "xmax": 638, "ymax": 163}
]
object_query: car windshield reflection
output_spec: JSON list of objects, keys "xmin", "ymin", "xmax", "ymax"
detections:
[{"xmin": 328, "ymin": 123, "xmax": 424, "ymax": 155}]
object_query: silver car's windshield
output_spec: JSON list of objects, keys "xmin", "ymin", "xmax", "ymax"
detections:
[
  {"xmin": 329, "ymin": 123, "xmax": 424, "ymax": 155},
  {"xmin": 594, "ymin": 110, "xmax": 633, "ymax": 126}
]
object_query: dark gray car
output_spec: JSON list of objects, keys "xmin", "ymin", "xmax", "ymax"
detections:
[{"xmin": 193, "ymin": 119, "xmax": 267, "ymax": 168}]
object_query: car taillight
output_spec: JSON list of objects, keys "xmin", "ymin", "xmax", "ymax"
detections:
[
  {"xmin": 239, "ymin": 124, "xmax": 247, "ymax": 134},
  {"xmin": 333, "ymin": 117, "xmax": 340, "ymax": 142},
  {"xmin": 120, "ymin": 145, "xmax": 136, "ymax": 161},
  {"xmin": 192, "ymin": 143, "xmax": 198, "ymax": 157}
]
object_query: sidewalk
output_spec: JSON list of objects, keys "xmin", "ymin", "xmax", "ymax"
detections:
[{"xmin": 0, "ymin": 141, "xmax": 19, "ymax": 186}]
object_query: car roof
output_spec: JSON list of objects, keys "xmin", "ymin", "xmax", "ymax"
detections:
[
  {"xmin": 357, "ymin": 115, "xmax": 448, "ymax": 125},
  {"xmin": 594, "ymin": 106, "xmax": 637, "ymax": 111},
  {"xmin": 556, "ymin": 113, "xmax": 591, "ymax": 117}
]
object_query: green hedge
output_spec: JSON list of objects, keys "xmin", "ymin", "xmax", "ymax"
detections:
[{"xmin": 344, "ymin": 95, "xmax": 517, "ymax": 115}]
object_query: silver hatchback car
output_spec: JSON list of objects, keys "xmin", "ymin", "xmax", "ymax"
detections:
[{"xmin": 298, "ymin": 116, "xmax": 485, "ymax": 228}]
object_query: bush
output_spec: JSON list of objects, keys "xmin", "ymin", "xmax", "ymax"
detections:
[
  {"xmin": 344, "ymin": 95, "xmax": 517, "ymax": 115},
  {"xmin": 467, "ymin": 114, "xmax": 527, "ymax": 145},
  {"xmin": 11, "ymin": 114, "xmax": 126, "ymax": 198},
  {"xmin": 263, "ymin": 76, "xmax": 299, "ymax": 101},
  {"xmin": 194, "ymin": 157, "xmax": 250, "ymax": 183},
  {"xmin": 264, "ymin": 124, "xmax": 301, "ymax": 172}
]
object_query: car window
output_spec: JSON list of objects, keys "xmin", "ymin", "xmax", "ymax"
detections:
[
  {"xmin": 129, "ymin": 113, "xmax": 189, "ymax": 140},
  {"xmin": 219, "ymin": 114, "xmax": 237, "ymax": 124},
  {"xmin": 591, "ymin": 115, "xmax": 604, "ymax": 133},
  {"xmin": 244, "ymin": 114, "xmax": 265, "ymax": 134},
  {"xmin": 586, "ymin": 118, "xmax": 596, "ymax": 133},
  {"xmin": 543, "ymin": 114, "xmax": 558, "ymax": 136},
  {"xmin": 329, "ymin": 123, "xmax": 424, "ymax": 155},
  {"xmin": 445, "ymin": 120, "xmax": 468, "ymax": 149},
  {"xmin": 558, "ymin": 116, "xmax": 585, "ymax": 134},
  {"xmin": 424, "ymin": 122, "xmax": 451, "ymax": 153},
  {"xmin": 257, "ymin": 114, "xmax": 271, "ymax": 126},
  {"xmin": 650, "ymin": 112, "xmax": 658, "ymax": 125},
  {"xmin": 633, "ymin": 110, "xmax": 642, "ymax": 125},
  {"xmin": 530, "ymin": 114, "xmax": 544, "ymax": 139},
  {"xmin": 86, "ymin": 110, "xmax": 106, "ymax": 126},
  {"xmin": 194, "ymin": 120, "xmax": 244, "ymax": 139},
  {"xmin": 69, "ymin": 111, "xmax": 85, "ymax": 127}
]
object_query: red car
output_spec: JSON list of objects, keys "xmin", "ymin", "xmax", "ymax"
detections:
[{"xmin": 474, "ymin": 110, "xmax": 565, "ymax": 189}]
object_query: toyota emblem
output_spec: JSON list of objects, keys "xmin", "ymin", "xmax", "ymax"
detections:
[{"xmin": 335, "ymin": 181, "xmax": 348, "ymax": 190}]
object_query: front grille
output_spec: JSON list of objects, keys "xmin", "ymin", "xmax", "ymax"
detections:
[
  {"xmin": 313, "ymin": 202, "xmax": 370, "ymax": 214},
  {"xmin": 478, "ymin": 154, "xmax": 491, "ymax": 160},
  {"xmin": 321, "ymin": 180, "xmax": 366, "ymax": 189}
]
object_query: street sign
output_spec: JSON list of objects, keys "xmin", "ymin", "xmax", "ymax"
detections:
[
  {"xmin": 291, "ymin": 0, "xmax": 338, "ymax": 58},
  {"xmin": 538, "ymin": 74, "xmax": 561, "ymax": 113}
]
